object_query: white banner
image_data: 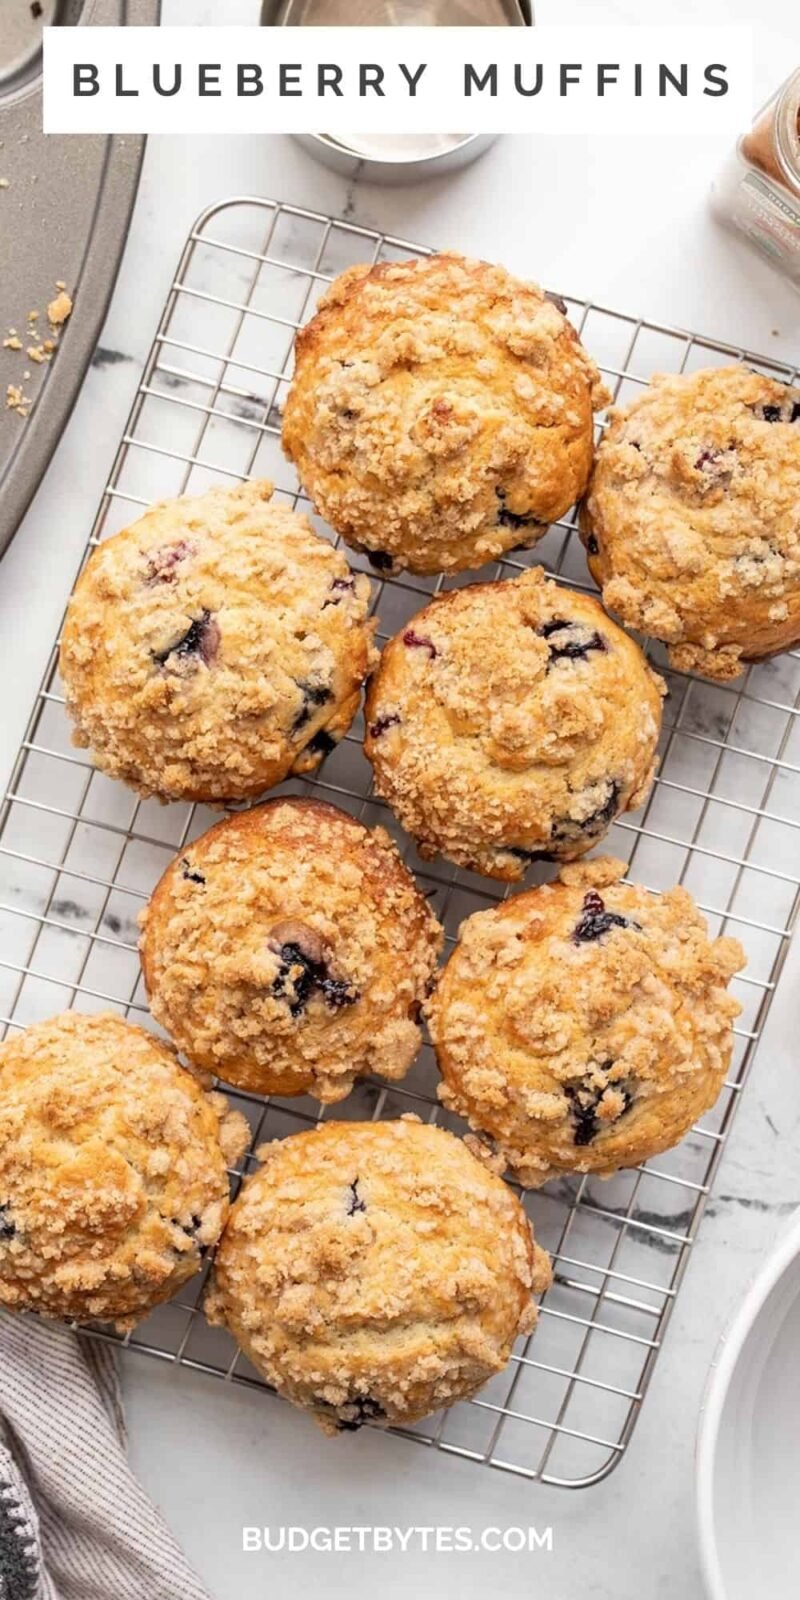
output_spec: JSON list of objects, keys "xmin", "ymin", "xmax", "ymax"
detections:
[{"xmin": 42, "ymin": 25, "xmax": 752, "ymax": 137}]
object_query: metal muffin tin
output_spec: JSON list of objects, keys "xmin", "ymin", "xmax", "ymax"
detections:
[{"xmin": 0, "ymin": 0, "xmax": 159, "ymax": 561}]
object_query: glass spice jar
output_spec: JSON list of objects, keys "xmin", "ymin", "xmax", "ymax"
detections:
[{"xmin": 710, "ymin": 67, "xmax": 800, "ymax": 292}]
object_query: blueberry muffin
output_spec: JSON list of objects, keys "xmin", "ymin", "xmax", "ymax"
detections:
[
  {"xmin": 59, "ymin": 480, "xmax": 377, "ymax": 802},
  {"xmin": 140, "ymin": 799, "xmax": 443, "ymax": 1103},
  {"xmin": 0, "ymin": 1011, "xmax": 249, "ymax": 1328},
  {"xmin": 205, "ymin": 1118, "xmax": 551, "ymax": 1433},
  {"xmin": 364, "ymin": 567, "xmax": 665, "ymax": 882},
  {"xmin": 283, "ymin": 253, "xmax": 609, "ymax": 576},
  {"xmin": 581, "ymin": 366, "xmax": 800, "ymax": 681},
  {"xmin": 427, "ymin": 858, "xmax": 745, "ymax": 1187}
]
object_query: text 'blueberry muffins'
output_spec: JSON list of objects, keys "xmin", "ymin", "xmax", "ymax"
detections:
[
  {"xmin": 427, "ymin": 858, "xmax": 745, "ymax": 1187},
  {"xmin": 0, "ymin": 1012, "xmax": 249, "ymax": 1328},
  {"xmin": 283, "ymin": 252, "xmax": 609, "ymax": 576},
  {"xmin": 205, "ymin": 1118, "xmax": 551, "ymax": 1433},
  {"xmin": 581, "ymin": 365, "xmax": 800, "ymax": 681},
  {"xmin": 60, "ymin": 480, "xmax": 377, "ymax": 802},
  {"xmin": 364, "ymin": 567, "xmax": 665, "ymax": 881},
  {"xmin": 140, "ymin": 799, "xmax": 443, "ymax": 1104}
]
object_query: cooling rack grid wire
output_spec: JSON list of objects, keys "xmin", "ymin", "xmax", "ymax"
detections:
[{"xmin": 1, "ymin": 197, "xmax": 798, "ymax": 1489}]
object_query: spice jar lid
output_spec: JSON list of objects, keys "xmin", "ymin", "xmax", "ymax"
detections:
[{"xmin": 774, "ymin": 68, "xmax": 800, "ymax": 190}]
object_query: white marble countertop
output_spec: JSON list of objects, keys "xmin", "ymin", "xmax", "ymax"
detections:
[{"xmin": 2, "ymin": 1, "xmax": 800, "ymax": 1596}]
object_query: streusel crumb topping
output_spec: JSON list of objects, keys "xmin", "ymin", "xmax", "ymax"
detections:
[
  {"xmin": 582, "ymin": 365, "xmax": 800, "ymax": 680},
  {"xmin": 0, "ymin": 1011, "xmax": 249, "ymax": 1328},
  {"xmin": 206, "ymin": 1119, "xmax": 551, "ymax": 1432},
  {"xmin": 284, "ymin": 253, "xmax": 609, "ymax": 575},
  {"xmin": 427, "ymin": 858, "xmax": 745, "ymax": 1186},
  {"xmin": 140, "ymin": 799, "xmax": 443, "ymax": 1103},
  {"xmin": 365, "ymin": 567, "xmax": 665, "ymax": 880},
  {"xmin": 60, "ymin": 480, "xmax": 377, "ymax": 802}
]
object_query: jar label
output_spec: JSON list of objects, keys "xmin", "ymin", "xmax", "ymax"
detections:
[{"xmin": 733, "ymin": 169, "xmax": 800, "ymax": 272}]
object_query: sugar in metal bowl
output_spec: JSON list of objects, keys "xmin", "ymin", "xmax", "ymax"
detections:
[
  {"xmin": 266, "ymin": 0, "xmax": 532, "ymax": 179},
  {"xmin": 292, "ymin": 131, "xmax": 499, "ymax": 184}
]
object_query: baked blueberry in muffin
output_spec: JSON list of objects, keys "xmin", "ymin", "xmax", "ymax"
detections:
[
  {"xmin": 60, "ymin": 480, "xmax": 377, "ymax": 801},
  {"xmin": 205, "ymin": 1118, "xmax": 551, "ymax": 1432},
  {"xmin": 581, "ymin": 365, "xmax": 800, "ymax": 680},
  {"xmin": 427, "ymin": 858, "xmax": 745, "ymax": 1186},
  {"xmin": 140, "ymin": 798, "xmax": 443, "ymax": 1103},
  {"xmin": 364, "ymin": 567, "xmax": 665, "ymax": 881},
  {"xmin": 283, "ymin": 253, "xmax": 609, "ymax": 575}
]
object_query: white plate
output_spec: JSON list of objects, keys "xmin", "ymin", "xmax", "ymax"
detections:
[{"xmin": 697, "ymin": 1209, "xmax": 800, "ymax": 1600}]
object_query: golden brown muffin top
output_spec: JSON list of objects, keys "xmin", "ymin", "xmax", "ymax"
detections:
[
  {"xmin": 283, "ymin": 252, "xmax": 609, "ymax": 575},
  {"xmin": 60, "ymin": 479, "xmax": 377, "ymax": 802},
  {"xmin": 206, "ymin": 1117, "xmax": 551, "ymax": 1431},
  {"xmin": 140, "ymin": 798, "xmax": 443, "ymax": 1103},
  {"xmin": 0, "ymin": 1011, "xmax": 249, "ymax": 1327},
  {"xmin": 582, "ymin": 365, "xmax": 800, "ymax": 680},
  {"xmin": 428, "ymin": 858, "xmax": 745, "ymax": 1186},
  {"xmin": 365, "ymin": 567, "xmax": 665, "ymax": 880}
]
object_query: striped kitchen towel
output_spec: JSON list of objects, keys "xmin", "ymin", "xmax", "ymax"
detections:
[{"xmin": 0, "ymin": 1311, "xmax": 212, "ymax": 1600}]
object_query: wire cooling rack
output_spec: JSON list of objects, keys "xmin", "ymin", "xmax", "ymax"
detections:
[{"xmin": 1, "ymin": 197, "xmax": 798, "ymax": 1489}]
